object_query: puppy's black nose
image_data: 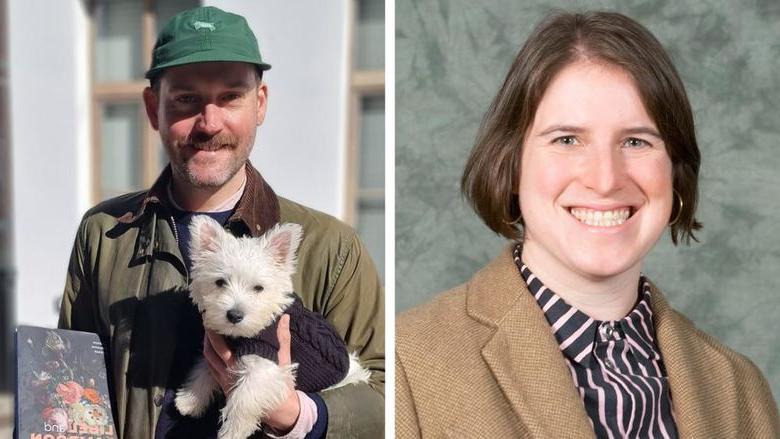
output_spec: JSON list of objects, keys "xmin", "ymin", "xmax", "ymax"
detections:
[{"xmin": 226, "ymin": 309, "xmax": 244, "ymax": 324}]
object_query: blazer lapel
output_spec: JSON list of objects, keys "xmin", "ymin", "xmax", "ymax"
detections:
[
  {"xmin": 468, "ymin": 246, "xmax": 594, "ymax": 439},
  {"xmin": 650, "ymin": 286, "xmax": 740, "ymax": 437}
]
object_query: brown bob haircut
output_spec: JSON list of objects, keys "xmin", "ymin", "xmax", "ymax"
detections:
[{"xmin": 461, "ymin": 11, "xmax": 702, "ymax": 245}]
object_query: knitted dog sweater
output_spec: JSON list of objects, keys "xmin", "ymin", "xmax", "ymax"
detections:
[{"xmin": 225, "ymin": 294, "xmax": 350, "ymax": 392}]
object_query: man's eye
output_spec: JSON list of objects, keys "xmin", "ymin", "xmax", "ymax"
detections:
[
  {"xmin": 175, "ymin": 95, "xmax": 197, "ymax": 104},
  {"xmin": 624, "ymin": 137, "xmax": 649, "ymax": 148},
  {"xmin": 223, "ymin": 93, "xmax": 242, "ymax": 101},
  {"xmin": 553, "ymin": 136, "xmax": 578, "ymax": 146}
]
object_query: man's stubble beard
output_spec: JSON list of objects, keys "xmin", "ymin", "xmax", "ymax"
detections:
[{"xmin": 173, "ymin": 157, "xmax": 245, "ymax": 189}]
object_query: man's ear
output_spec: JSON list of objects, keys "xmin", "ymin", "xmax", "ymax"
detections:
[
  {"xmin": 142, "ymin": 87, "xmax": 160, "ymax": 131},
  {"xmin": 256, "ymin": 82, "xmax": 268, "ymax": 126}
]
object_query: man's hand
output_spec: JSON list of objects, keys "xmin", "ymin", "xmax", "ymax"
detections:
[
  {"xmin": 262, "ymin": 314, "xmax": 302, "ymax": 433},
  {"xmin": 203, "ymin": 328, "xmax": 236, "ymax": 395},
  {"xmin": 203, "ymin": 314, "xmax": 302, "ymax": 433}
]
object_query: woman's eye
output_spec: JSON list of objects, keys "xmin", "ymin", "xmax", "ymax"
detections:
[
  {"xmin": 553, "ymin": 136, "xmax": 578, "ymax": 146},
  {"xmin": 215, "ymin": 278, "xmax": 227, "ymax": 288},
  {"xmin": 624, "ymin": 137, "xmax": 649, "ymax": 148}
]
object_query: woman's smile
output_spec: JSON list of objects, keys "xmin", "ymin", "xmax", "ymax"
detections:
[{"xmin": 568, "ymin": 206, "xmax": 633, "ymax": 227}]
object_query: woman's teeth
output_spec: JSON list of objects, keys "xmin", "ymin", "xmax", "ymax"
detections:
[{"xmin": 570, "ymin": 207, "xmax": 631, "ymax": 227}]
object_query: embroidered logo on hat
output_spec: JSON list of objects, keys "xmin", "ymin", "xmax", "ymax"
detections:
[{"xmin": 192, "ymin": 20, "xmax": 216, "ymax": 31}]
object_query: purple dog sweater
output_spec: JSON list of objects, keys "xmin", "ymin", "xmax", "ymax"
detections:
[{"xmin": 225, "ymin": 294, "xmax": 350, "ymax": 392}]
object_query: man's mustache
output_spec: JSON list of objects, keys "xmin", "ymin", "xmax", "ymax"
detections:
[{"xmin": 174, "ymin": 133, "xmax": 239, "ymax": 150}]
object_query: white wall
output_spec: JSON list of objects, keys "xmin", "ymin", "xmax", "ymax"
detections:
[
  {"xmin": 206, "ymin": 0, "xmax": 350, "ymax": 218},
  {"xmin": 9, "ymin": 0, "xmax": 90, "ymax": 327}
]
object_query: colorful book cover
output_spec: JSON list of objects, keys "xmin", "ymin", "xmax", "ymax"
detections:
[{"xmin": 15, "ymin": 326, "xmax": 115, "ymax": 439}]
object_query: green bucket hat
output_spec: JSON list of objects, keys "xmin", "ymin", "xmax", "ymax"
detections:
[{"xmin": 145, "ymin": 6, "xmax": 271, "ymax": 80}]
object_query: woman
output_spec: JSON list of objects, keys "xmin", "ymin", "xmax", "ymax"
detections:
[{"xmin": 395, "ymin": 11, "xmax": 779, "ymax": 439}]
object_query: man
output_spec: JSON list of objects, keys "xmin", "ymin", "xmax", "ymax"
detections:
[{"xmin": 58, "ymin": 6, "xmax": 384, "ymax": 438}]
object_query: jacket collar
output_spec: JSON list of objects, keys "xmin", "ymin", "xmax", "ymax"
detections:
[
  {"xmin": 117, "ymin": 160, "xmax": 280, "ymax": 237},
  {"xmin": 466, "ymin": 244, "xmax": 743, "ymax": 438},
  {"xmin": 466, "ymin": 244, "xmax": 595, "ymax": 438},
  {"xmin": 648, "ymin": 283, "xmax": 740, "ymax": 437}
]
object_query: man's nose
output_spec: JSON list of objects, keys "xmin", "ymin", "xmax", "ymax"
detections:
[
  {"xmin": 581, "ymin": 145, "xmax": 625, "ymax": 194},
  {"xmin": 194, "ymin": 103, "xmax": 224, "ymax": 136}
]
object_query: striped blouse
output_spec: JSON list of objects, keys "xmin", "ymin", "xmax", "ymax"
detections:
[{"xmin": 513, "ymin": 246, "xmax": 678, "ymax": 439}]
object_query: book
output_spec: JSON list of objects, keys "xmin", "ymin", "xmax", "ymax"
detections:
[{"xmin": 15, "ymin": 326, "xmax": 116, "ymax": 439}]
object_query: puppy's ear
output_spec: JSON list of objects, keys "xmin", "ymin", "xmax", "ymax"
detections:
[
  {"xmin": 265, "ymin": 223, "xmax": 303, "ymax": 271},
  {"xmin": 189, "ymin": 215, "xmax": 227, "ymax": 256}
]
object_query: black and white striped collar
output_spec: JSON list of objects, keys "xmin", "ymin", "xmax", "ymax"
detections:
[{"xmin": 512, "ymin": 244, "xmax": 660, "ymax": 366}]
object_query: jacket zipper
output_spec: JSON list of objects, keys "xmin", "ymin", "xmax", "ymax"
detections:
[
  {"xmin": 170, "ymin": 214, "xmax": 180, "ymax": 246},
  {"xmin": 169, "ymin": 214, "xmax": 189, "ymax": 284}
]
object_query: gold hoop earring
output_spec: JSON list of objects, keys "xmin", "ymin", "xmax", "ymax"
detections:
[
  {"xmin": 504, "ymin": 214, "xmax": 522, "ymax": 226},
  {"xmin": 669, "ymin": 189, "xmax": 683, "ymax": 226},
  {"xmin": 503, "ymin": 205, "xmax": 522, "ymax": 225}
]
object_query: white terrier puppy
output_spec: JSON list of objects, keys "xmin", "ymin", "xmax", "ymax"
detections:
[{"xmin": 174, "ymin": 216, "xmax": 369, "ymax": 439}]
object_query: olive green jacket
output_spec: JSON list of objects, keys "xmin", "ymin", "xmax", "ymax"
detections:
[{"xmin": 58, "ymin": 163, "xmax": 384, "ymax": 438}]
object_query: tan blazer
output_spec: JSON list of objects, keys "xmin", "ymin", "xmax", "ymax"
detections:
[{"xmin": 396, "ymin": 246, "xmax": 779, "ymax": 438}]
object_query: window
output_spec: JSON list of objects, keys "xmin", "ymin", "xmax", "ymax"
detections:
[
  {"xmin": 348, "ymin": 0, "xmax": 385, "ymax": 277},
  {"xmin": 90, "ymin": 0, "xmax": 198, "ymax": 201}
]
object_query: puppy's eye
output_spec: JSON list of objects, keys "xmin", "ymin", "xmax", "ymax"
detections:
[
  {"xmin": 253, "ymin": 285, "xmax": 264, "ymax": 293},
  {"xmin": 215, "ymin": 278, "xmax": 227, "ymax": 288}
]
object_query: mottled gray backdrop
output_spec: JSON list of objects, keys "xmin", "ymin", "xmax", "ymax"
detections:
[{"xmin": 396, "ymin": 0, "xmax": 780, "ymax": 400}]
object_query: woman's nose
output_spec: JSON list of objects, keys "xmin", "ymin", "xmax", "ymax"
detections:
[{"xmin": 581, "ymin": 145, "xmax": 626, "ymax": 194}]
